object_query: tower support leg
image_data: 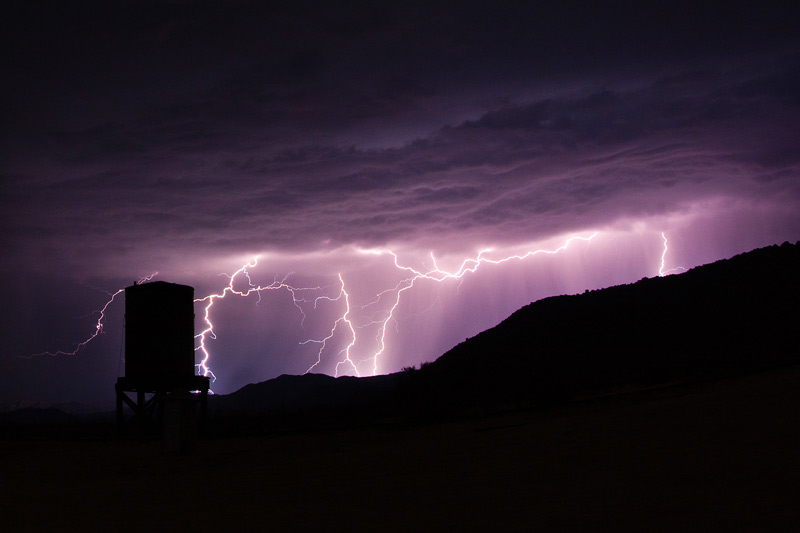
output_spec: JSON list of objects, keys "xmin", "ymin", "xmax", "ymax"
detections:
[{"xmin": 115, "ymin": 383, "xmax": 124, "ymax": 423}]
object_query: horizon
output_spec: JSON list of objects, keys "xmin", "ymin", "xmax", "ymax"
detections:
[
  {"xmin": 3, "ymin": 2, "xmax": 799, "ymax": 405},
  {"xmin": 4, "ymin": 236, "xmax": 797, "ymax": 411}
]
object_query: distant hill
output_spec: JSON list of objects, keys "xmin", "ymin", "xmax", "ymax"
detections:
[
  {"xmin": 210, "ymin": 373, "xmax": 399, "ymax": 421},
  {"xmin": 0, "ymin": 400, "xmax": 113, "ymax": 416},
  {"xmin": 210, "ymin": 241, "xmax": 800, "ymax": 425},
  {"xmin": 0, "ymin": 407, "xmax": 77, "ymax": 426},
  {"xmin": 412, "ymin": 240, "xmax": 800, "ymax": 412}
]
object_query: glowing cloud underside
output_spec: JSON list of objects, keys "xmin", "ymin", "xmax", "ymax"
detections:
[
  {"xmin": 25, "ymin": 230, "xmax": 681, "ymax": 385},
  {"xmin": 195, "ymin": 230, "xmax": 607, "ymax": 380}
]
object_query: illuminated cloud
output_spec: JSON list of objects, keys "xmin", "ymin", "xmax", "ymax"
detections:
[{"xmin": 1, "ymin": 1, "xmax": 798, "ymax": 403}]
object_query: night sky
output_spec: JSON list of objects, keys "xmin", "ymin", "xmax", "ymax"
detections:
[{"xmin": 2, "ymin": 1, "xmax": 799, "ymax": 407}]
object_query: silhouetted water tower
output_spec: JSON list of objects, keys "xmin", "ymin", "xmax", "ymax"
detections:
[{"xmin": 115, "ymin": 281, "xmax": 209, "ymax": 430}]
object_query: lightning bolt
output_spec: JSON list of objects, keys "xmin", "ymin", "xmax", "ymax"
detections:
[
  {"xmin": 193, "ymin": 258, "xmax": 342, "ymax": 381},
  {"xmin": 302, "ymin": 274, "xmax": 358, "ymax": 375},
  {"xmin": 295, "ymin": 232, "xmax": 600, "ymax": 377},
  {"xmin": 658, "ymin": 232, "xmax": 687, "ymax": 277},
  {"xmin": 21, "ymin": 273, "xmax": 157, "ymax": 359},
  {"xmin": 24, "ymin": 229, "xmax": 686, "ymax": 388}
]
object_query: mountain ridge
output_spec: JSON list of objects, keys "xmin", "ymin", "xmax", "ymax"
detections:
[
  {"xmin": 209, "ymin": 240, "xmax": 800, "ymax": 425},
  {"xmin": 4, "ymin": 241, "xmax": 796, "ymax": 427}
]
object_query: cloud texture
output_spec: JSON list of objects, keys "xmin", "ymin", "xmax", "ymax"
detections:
[{"xmin": 2, "ymin": 1, "xmax": 799, "ymax": 403}]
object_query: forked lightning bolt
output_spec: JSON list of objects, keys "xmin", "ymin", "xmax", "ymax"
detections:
[
  {"xmin": 299, "ymin": 232, "xmax": 599, "ymax": 377},
  {"xmin": 24, "ymin": 230, "xmax": 685, "ymax": 384},
  {"xmin": 21, "ymin": 273, "xmax": 157, "ymax": 359},
  {"xmin": 659, "ymin": 232, "xmax": 687, "ymax": 277},
  {"xmin": 193, "ymin": 258, "xmax": 341, "ymax": 381},
  {"xmin": 302, "ymin": 273, "xmax": 357, "ymax": 376}
]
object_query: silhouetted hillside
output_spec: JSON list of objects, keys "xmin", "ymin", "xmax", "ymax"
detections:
[
  {"xmin": 0, "ymin": 407, "xmax": 77, "ymax": 426},
  {"xmin": 211, "ymin": 241, "xmax": 800, "ymax": 424},
  {"xmin": 210, "ymin": 373, "xmax": 399, "ymax": 420},
  {"xmin": 5, "ymin": 242, "xmax": 799, "ymax": 530},
  {"xmin": 409, "ymin": 240, "xmax": 800, "ymax": 412}
]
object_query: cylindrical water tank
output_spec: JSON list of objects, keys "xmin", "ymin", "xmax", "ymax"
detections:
[{"xmin": 124, "ymin": 281, "xmax": 196, "ymax": 388}]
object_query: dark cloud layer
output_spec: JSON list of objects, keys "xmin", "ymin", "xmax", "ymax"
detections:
[
  {"xmin": 5, "ymin": 55, "xmax": 798, "ymax": 261},
  {"xmin": 2, "ymin": 1, "xmax": 799, "ymax": 403}
]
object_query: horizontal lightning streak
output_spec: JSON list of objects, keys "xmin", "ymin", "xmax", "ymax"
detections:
[
  {"xmin": 335, "ymin": 232, "xmax": 600, "ymax": 376},
  {"xmin": 22, "ymin": 229, "xmax": 686, "ymax": 390},
  {"xmin": 19, "ymin": 273, "xmax": 157, "ymax": 359}
]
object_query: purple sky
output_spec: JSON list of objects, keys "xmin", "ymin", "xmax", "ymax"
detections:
[{"xmin": 2, "ymin": 2, "xmax": 799, "ymax": 406}]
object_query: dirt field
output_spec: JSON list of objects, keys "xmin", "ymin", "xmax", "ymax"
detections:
[{"xmin": 3, "ymin": 366, "xmax": 800, "ymax": 531}]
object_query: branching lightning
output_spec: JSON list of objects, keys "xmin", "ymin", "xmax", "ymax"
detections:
[
  {"xmin": 193, "ymin": 258, "xmax": 341, "ymax": 381},
  {"xmin": 21, "ymin": 273, "xmax": 157, "ymax": 359},
  {"xmin": 293, "ymin": 232, "xmax": 600, "ymax": 377},
  {"xmin": 25, "ymin": 229, "xmax": 688, "ymax": 388},
  {"xmin": 658, "ymin": 232, "xmax": 687, "ymax": 277},
  {"xmin": 302, "ymin": 274, "xmax": 358, "ymax": 375}
]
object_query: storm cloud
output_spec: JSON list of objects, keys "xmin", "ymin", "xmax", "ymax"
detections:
[{"xmin": 2, "ymin": 1, "xmax": 799, "ymax": 403}]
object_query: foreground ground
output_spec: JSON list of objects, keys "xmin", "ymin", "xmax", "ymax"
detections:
[{"xmin": 3, "ymin": 365, "xmax": 800, "ymax": 531}]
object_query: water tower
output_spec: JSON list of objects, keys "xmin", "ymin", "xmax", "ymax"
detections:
[{"xmin": 115, "ymin": 281, "xmax": 210, "ymax": 428}]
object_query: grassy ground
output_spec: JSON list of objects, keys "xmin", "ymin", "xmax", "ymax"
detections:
[{"xmin": 3, "ymin": 365, "xmax": 800, "ymax": 531}]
